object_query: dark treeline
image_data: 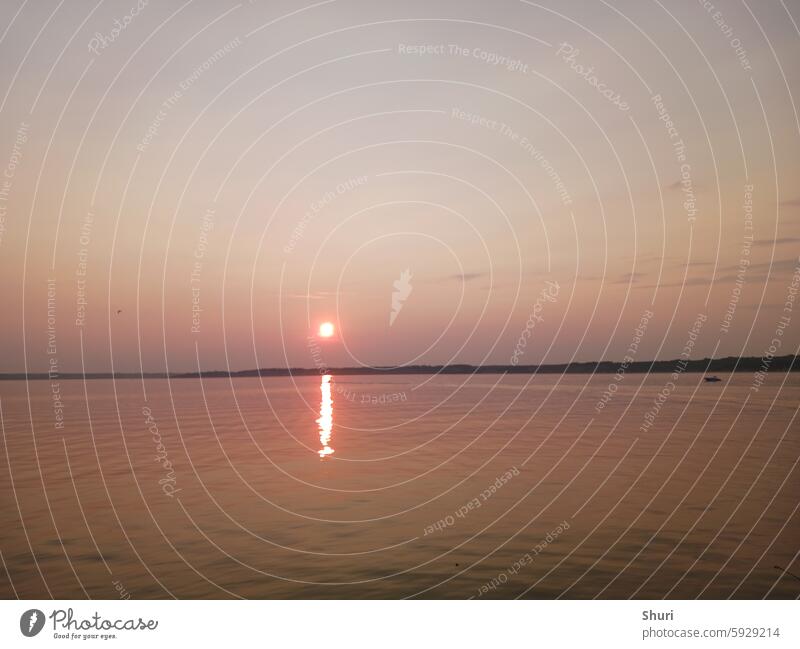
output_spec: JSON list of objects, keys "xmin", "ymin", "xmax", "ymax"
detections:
[{"xmin": 2, "ymin": 355, "xmax": 797, "ymax": 380}]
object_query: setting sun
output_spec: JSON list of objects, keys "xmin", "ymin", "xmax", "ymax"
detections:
[{"xmin": 318, "ymin": 322, "xmax": 335, "ymax": 338}]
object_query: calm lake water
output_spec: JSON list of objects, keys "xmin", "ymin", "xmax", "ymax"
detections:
[{"xmin": 1, "ymin": 372, "xmax": 798, "ymax": 599}]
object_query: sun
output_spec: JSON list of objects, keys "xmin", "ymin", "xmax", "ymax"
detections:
[{"xmin": 318, "ymin": 322, "xmax": 335, "ymax": 338}]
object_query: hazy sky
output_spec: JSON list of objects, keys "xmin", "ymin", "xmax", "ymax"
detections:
[{"xmin": 1, "ymin": 0, "xmax": 798, "ymax": 372}]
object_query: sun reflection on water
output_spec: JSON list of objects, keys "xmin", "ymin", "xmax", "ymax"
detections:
[{"xmin": 317, "ymin": 374, "xmax": 334, "ymax": 458}]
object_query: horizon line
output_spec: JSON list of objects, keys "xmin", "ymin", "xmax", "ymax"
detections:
[{"xmin": 1, "ymin": 354, "xmax": 797, "ymax": 380}]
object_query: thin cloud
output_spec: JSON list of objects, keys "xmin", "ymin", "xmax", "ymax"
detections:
[
  {"xmin": 614, "ymin": 272, "xmax": 645, "ymax": 284},
  {"xmin": 450, "ymin": 272, "xmax": 487, "ymax": 282},
  {"xmin": 647, "ymin": 259, "xmax": 800, "ymax": 289},
  {"xmin": 286, "ymin": 293, "xmax": 325, "ymax": 300},
  {"xmin": 752, "ymin": 237, "xmax": 800, "ymax": 247},
  {"xmin": 285, "ymin": 291, "xmax": 344, "ymax": 300},
  {"xmin": 643, "ymin": 277, "xmax": 714, "ymax": 289},
  {"xmin": 720, "ymin": 257, "xmax": 799, "ymax": 273},
  {"xmin": 666, "ymin": 180, "xmax": 702, "ymax": 192}
]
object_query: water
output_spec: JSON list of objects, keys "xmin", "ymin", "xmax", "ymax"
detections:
[{"xmin": 0, "ymin": 372, "xmax": 798, "ymax": 599}]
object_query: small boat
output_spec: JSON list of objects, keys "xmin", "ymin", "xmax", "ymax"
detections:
[{"xmin": 704, "ymin": 375, "xmax": 722, "ymax": 382}]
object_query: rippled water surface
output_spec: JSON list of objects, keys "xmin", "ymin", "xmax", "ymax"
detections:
[{"xmin": 1, "ymin": 372, "xmax": 798, "ymax": 598}]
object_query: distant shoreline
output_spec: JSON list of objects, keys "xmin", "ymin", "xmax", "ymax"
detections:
[{"xmin": 1, "ymin": 354, "xmax": 797, "ymax": 380}]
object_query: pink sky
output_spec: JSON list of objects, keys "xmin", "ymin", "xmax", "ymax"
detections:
[{"xmin": 0, "ymin": 0, "xmax": 798, "ymax": 373}]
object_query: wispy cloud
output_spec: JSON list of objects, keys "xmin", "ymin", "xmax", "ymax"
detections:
[
  {"xmin": 613, "ymin": 272, "xmax": 645, "ymax": 284},
  {"xmin": 752, "ymin": 237, "xmax": 800, "ymax": 247},
  {"xmin": 666, "ymin": 180, "xmax": 702, "ymax": 192},
  {"xmin": 643, "ymin": 276, "xmax": 714, "ymax": 289},
  {"xmin": 449, "ymin": 272, "xmax": 487, "ymax": 282},
  {"xmin": 644, "ymin": 257, "xmax": 800, "ymax": 289},
  {"xmin": 285, "ymin": 291, "xmax": 341, "ymax": 300},
  {"xmin": 720, "ymin": 257, "xmax": 799, "ymax": 273}
]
